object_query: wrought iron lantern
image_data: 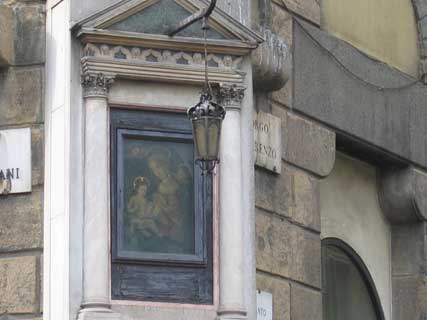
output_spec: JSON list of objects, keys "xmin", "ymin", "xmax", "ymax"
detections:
[
  {"xmin": 169, "ymin": 0, "xmax": 226, "ymax": 171},
  {"xmin": 188, "ymin": 92, "xmax": 225, "ymax": 171}
]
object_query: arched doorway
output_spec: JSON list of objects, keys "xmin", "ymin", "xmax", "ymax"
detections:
[{"xmin": 322, "ymin": 238, "xmax": 386, "ymax": 320}]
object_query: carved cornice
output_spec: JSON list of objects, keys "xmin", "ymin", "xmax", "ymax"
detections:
[
  {"xmin": 217, "ymin": 84, "xmax": 246, "ymax": 109},
  {"xmin": 82, "ymin": 73, "xmax": 115, "ymax": 98},
  {"xmin": 83, "ymin": 44, "xmax": 243, "ymax": 70},
  {"xmin": 81, "ymin": 43, "xmax": 245, "ymax": 86},
  {"xmin": 81, "ymin": 57, "xmax": 244, "ymax": 85}
]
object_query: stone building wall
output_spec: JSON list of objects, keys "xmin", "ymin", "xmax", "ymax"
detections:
[
  {"xmin": 254, "ymin": 1, "xmax": 336, "ymax": 319},
  {"xmin": 253, "ymin": 0, "xmax": 427, "ymax": 319},
  {"xmin": 0, "ymin": 0, "xmax": 45, "ymax": 318}
]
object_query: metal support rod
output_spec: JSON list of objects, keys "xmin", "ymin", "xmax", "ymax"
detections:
[{"xmin": 168, "ymin": 0, "xmax": 217, "ymax": 37}]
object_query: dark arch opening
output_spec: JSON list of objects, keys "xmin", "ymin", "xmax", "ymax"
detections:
[{"xmin": 322, "ymin": 238, "xmax": 386, "ymax": 320}]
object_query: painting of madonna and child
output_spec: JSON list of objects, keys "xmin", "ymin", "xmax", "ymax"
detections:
[{"xmin": 121, "ymin": 137, "xmax": 196, "ymax": 256}]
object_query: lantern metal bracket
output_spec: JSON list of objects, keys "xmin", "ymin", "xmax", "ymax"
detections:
[
  {"xmin": 168, "ymin": 0, "xmax": 217, "ymax": 37},
  {"xmin": 169, "ymin": 0, "xmax": 225, "ymax": 173}
]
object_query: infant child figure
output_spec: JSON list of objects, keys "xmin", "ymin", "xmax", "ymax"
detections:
[{"xmin": 127, "ymin": 176, "xmax": 159, "ymax": 238}]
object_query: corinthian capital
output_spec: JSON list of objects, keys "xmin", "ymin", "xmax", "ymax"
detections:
[
  {"xmin": 217, "ymin": 84, "xmax": 246, "ymax": 109},
  {"xmin": 82, "ymin": 73, "xmax": 115, "ymax": 98}
]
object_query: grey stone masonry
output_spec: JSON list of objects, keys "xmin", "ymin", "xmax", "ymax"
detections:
[
  {"xmin": 411, "ymin": 0, "xmax": 427, "ymax": 79},
  {"xmin": 0, "ymin": 66, "xmax": 44, "ymax": 126},
  {"xmin": 0, "ymin": 5, "xmax": 13, "ymax": 66},
  {"xmin": 0, "ymin": 3, "xmax": 45, "ymax": 67},
  {"xmin": 255, "ymin": 164, "xmax": 321, "ymax": 232},
  {"xmin": 0, "ymin": 186, "xmax": 43, "ymax": 252},
  {"xmin": 254, "ymin": 5, "xmax": 327, "ymax": 319},
  {"xmin": 255, "ymin": 161, "xmax": 324, "ymax": 318},
  {"xmin": 391, "ymin": 222, "xmax": 427, "ymax": 319},
  {"xmin": 256, "ymin": 2, "xmax": 427, "ymax": 320},
  {"xmin": 294, "ymin": 19, "xmax": 427, "ymax": 169},
  {"xmin": 256, "ymin": 206, "xmax": 321, "ymax": 289},
  {"xmin": 272, "ymin": 105, "xmax": 336, "ymax": 178},
  {"xmin": 290, "ymin": 284, "xmax": 322, "ymax": 320},
  {"xmin": 0, "ymin": 255, "xmax": 40, "ymax": 314},
  {"xmin": 0, "ymin": 0, "xmax": 45, "ymax": 318},
  {"xmin": 271, "ymin": 0, "xmax": 320, "ymax": 25},
  {"xmin": 257, "ymin": 273, "xmax": 291, "ymax": 320}
]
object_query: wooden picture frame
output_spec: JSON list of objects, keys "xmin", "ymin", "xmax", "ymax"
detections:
[{"xmin": 111, "ymin": 108, "xmax": 213, "ymax": 304}]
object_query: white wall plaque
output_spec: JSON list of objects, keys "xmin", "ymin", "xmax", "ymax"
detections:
[
  {"xmin": 257, "ymin": 290, "xmax": 273, "ymax": 320},
  {"xmin": 254, "ymin": 111, "xmax": 282, "ymax": 173},
  {"xmin": 0, "ymin": 128, "xmax": 32, "ymax": 194}
]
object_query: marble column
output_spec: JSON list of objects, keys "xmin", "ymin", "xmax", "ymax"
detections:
[
  {"xmin": 78, "ymin": 73, "xmax": 120, "ymax": 320},
  {"xmin": 216, "ymin": 85, "xmax": 247, "ymax": 320}
]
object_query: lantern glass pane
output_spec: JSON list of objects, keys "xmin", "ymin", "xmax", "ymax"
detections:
[
  {"xmin": 207, "ymin": 117, "xmax": 221, "ymax": 160},
  {"xmin": 192, "ymin": 119, "xmax": 208, "ymax": 159}
]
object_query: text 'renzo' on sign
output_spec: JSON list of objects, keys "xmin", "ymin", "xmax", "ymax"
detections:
[
  {"xmin": 0, "ymin": 128, "xmax": 32, "ymax": 195},
  {"xmin": 254, "ymin": 111, "xmax": 282, "ymax": 174}
]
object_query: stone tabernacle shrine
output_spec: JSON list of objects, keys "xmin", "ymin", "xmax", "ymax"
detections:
[{"xmin": 1, "ymin": 0, "xmax": 427, "ymax": 319}]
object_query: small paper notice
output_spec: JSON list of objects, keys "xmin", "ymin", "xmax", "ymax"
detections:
[{"xmin": 257, "ymin": 290, "xmax": 273, "ymax": 320}]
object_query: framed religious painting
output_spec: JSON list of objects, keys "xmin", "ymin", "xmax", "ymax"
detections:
[{"xmin": 110, "ymin": 108, "xmax": 213, "ymax": 304}]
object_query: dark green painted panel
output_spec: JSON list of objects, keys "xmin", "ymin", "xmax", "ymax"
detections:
[{"xmin": 108, "ymin": 0, "xmax": 232, "ymax": 40}]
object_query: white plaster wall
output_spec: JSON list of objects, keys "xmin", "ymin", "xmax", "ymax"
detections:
[{"xmin": 320, "ymin": 153, "xmax": 392, "ymax": 320}]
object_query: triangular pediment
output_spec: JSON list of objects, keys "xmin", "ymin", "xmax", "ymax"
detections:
[
  {"xmin": 75, "ymin": 0, "xmax": 263, "ymax": 55},
  {"xmin": 106, "ymin": 0, "xmax": 228, "ymax": 40}
]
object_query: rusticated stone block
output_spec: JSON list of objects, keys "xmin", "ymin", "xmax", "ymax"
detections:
[
  {"xmin": 32, "ymin": 126, "xmax": 44, "ymax": 186},
  {"xmin": 0, "ymin": 66, "xmax": 43, "ymax": 126},
  {"xmin": 273, "ymin": 106, "xmax": 336, "ymax": 177},
  {"xmin": 13, "ymin": 4, "xmax": 45, "ymax": 66},
  {"xmin": 256, "ymin": 212, "xmax": 274, "ymax": 272},
  {"xmin": 256, "ymin": 210, "xmax": 321, "ymax": 288},
  {"xmin": 272, "ymin": 0, "xmax": 320, "ymax": 25},
  {"xmin": 288, "ymin": 223, "xmax": 321, "ymax": 287},
  {"xmin": 216, "ymin": 0, "xmax": 250, "ymax": 26},
  {"xmin": 255, "ymin": 167, "xmax": 292, "ymax": 218},
  {"xmin": 255, "ymin": 164, "xmax": 320, "ymax": 231},
  {"xmin": 392, "ymin": 223, "xmax": 427, "ymax": 277},
  {"xmin": 271, "ymin": 79, "xmax": 293, "ymax": 109},
  {"xmin": 414, "ymin": 0, "xmax": 427, "ymax": 19},
  {"xmin": 291, "ymin": 168, "xmax": 320, "ymax": 231},
  {"xmin": 0, "ymin": 186, "xmax": 43, "ymax": 252},
  {"xmin": 257, "ymin": 273, "xmax": 291, "ymax": 320},
  {"xmin": 0, "ymin": 5, "xmax": 13, "ymax": 66},
  {"xmin": 291, "ymin": 284, "xmax": 322, "ymax": 320},
  {"xmin": 393, "ymin": 276, "xmax": 427, "ymax": 320},
  {"xmin": 271, "ymin": 3, "xmax": 293, "ymax": 45},
  {"xmin": 0, "ymin": 255, "xmax": 39, "ymax": 314}
]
